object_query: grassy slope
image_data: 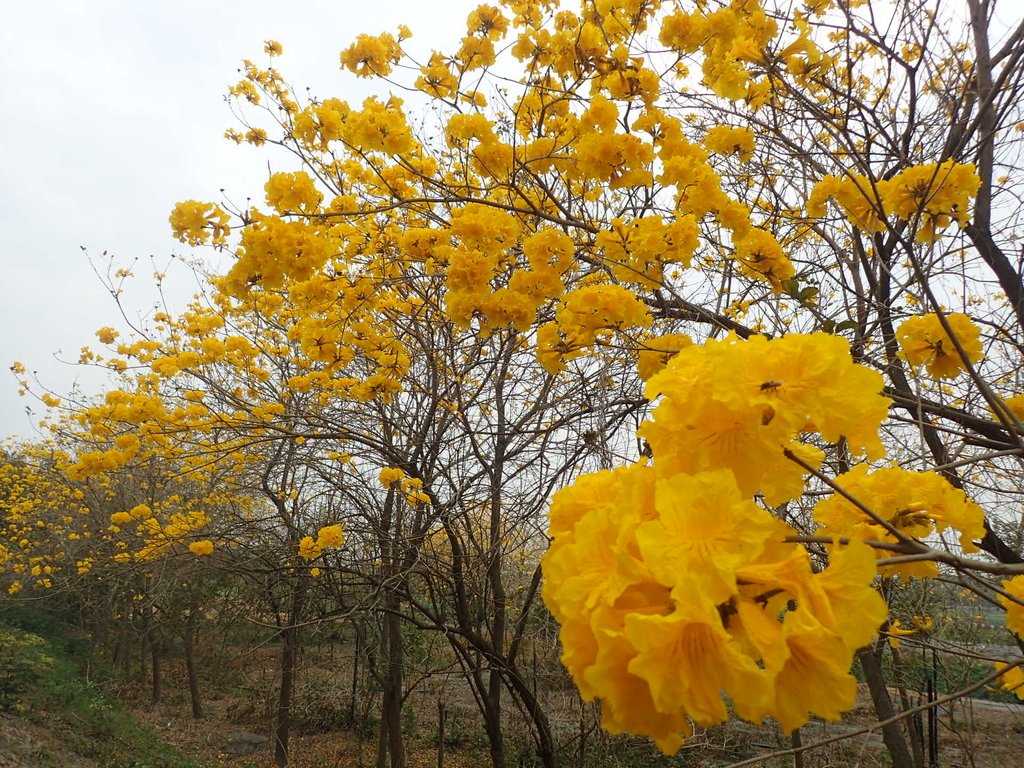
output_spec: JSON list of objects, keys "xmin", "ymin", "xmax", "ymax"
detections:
[{"xmin": 0, "ymin": 613, "xmax": 207, "ymax": 768}]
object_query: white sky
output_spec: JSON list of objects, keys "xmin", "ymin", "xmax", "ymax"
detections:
[{"xmin": 0, "ymin": 0, "xmax": 482, "ymax": 439}]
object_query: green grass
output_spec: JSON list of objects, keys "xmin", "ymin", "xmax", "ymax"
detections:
[{"xmin": 0, "ymin": 611, "xmax": 207, "ymax": 768}]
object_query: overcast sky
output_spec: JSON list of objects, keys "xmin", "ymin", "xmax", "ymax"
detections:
[{"xmin": 0, "ymin": 0, "xmax": 483, "ymax": 439}]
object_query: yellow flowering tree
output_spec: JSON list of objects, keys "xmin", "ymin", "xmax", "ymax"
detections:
[
  {"xmin": 12, "ymin": 1, "xmax": 1024, "ymax": 767},
  {"xmin": 0, "ymin": 427, "xmax": 245, "ymax": 718}
]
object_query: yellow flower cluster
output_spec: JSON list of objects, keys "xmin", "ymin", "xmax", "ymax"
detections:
[
  {"xmin": 340, "ymin": 31, "xmax": 403, "ymax": 78},
  {"xmin": 543, "ymin": 333, "xmax": 890, "ymax": 752},
  {"xmin": 416, "ymin": 52, "xmax": 459, "ymax": 99},
  {"xmin": 808, "ymin": 162, "xmax": 980, "ymax": 242},
  {"xmin": 641, "ymin": 333, "xmax": 888, "ymax": 505},
  {"xmin": 659, "ymin": 3, "xmax": 777, "ymax": 100},
  {"xmin": 135, "ymin": 509, "xmax": 212, "ymax": 561},
  {"xmin": 732, "ymin": 227, "xmax": 795, "ymax": 291},
  {"xmin": 999, "ymin": 576, "xmax": 1024, "ymax": 639},
  {"xmin": 806, "ymin": 172, "xmax": 885, "ymax": 232},
  {"xmin": 536, "ymin": 284, "xmax": 653, "ymax": 374},
  {"xmin": 597, "ymin": 216, "xmax": 699, "ymax": 288},
  {"xmin": 556, "ymin": 284, "xmax": 652, "ymax": 346},
  {"xmin": 814, "ymin": 465, "xmax": 986, "ymax": 578},
  {"xmin": 265, "ymin": 171, "xmax": 323, "ymax": 214},
  {"xmin": 879, "ymin": 162, "xmax": 980, "ymax": 243},
  {"xmin": 994, "ymin": 663, "xmax": 1024, "ymax": 700},
  {"xmin": 344, "ymin": 96, "xmax": 416, "ymax": 155},
  {"xmin": 996, "ymin": 578, "xmax": 1024, "ymax": 699},
  {"xmin": 571, "ymin": 130, "xmax": 654, "ymax": 189},
  {"xmin": 189, "ymin": 540, "xmax": 215, "ymax": 556},
  {"xmin": 635, "ymin": 333, "xmax": 692, "ymax": 381},
  {"xmin": 441, "ymin": 211, "xmax": 577, "ymax": 335},
  {"xmin": 999, "ymin": 393, "xmax": 1024, "ymax": 421},
  {"xmin": 378, "ymin": 466, "xmax": 406, "ymax": 488},
  {"xmin": 227, "ymin": 214, "xmax": 337, "ymax": 292},
  {"xmin": 704, "ymin": 125, "xmax": 756, "ymax": 162},
  {"xmin": 896, "ymin": 313, "xmax": 983, "ymax": 379},
  {"xmin": 169, "ymin": 200, "xmax": 231, "ymax": 246},
  {"xmin": 298, "ymin": 523, "xmax": 346, "ymax": 561},
  {"xmin": 109, "ymin": 503, "xmax": 153, "ymax": 528},
  {"xmin": 292, "ymin": 98, "xmax": 351, "ymax": 148},
  {"xmin": 401, "ymin": 476, "xmax": 431, "ymax": 506},
  {"xmin": 543, "ymin": 483, "xmax": 877, "ymax": 747}
]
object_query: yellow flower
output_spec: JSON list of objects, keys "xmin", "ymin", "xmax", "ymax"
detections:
[
  {"xmin": 265, "ymin": 171, "xmax": 323, "ymax": 214},
  {"xmin": 642, "ymin": 333, "xmax": 887, "ymax": 505},
  {"xmin": 315, "ymin": 524, "xmax": 345, "ymax": 550},
  {"xmin": 807, "ymin": 172, "xmax": 886, "ymax": 232},
  {"xmin": 770, "ymin": 609, "xmax": 859, "ymax": 733},
  {"xmin": 96, "ymin": 327, "xmax": 119, "ymax": 344},
  {"xmin": 731, "ymin": 227, "xmax": 794, "ymax": 291},
  {"xmin": 995, "ymin": 663, "xmax": 1024, "ymax": 700},
  {"xmin": 896, "ymin": 313, "xmax": 983, "ymax": 379},
  {"xmin": 999, "ymin": 575, "xmax": 1024, "ymax": 638},
  {"xmin": 624, "ymin": 595, "xmax": 770, "ymax": 727},
  {"xmin": 704, "ymin": 125, "xmax": 756, "ymax": 162},
  {"xmin": 467, "ymin": 4, "xmax": 508, "ymax": 40},
  {"xmin": 189, "ymin": 540, "xmax": 215, "ymax": 556},
  {"xmin": 245, "ymin": 128, "xmax": 268, "ymax": 146},
  {"xmin": 545, "ymin": 462, "xmax": 884, "ymax": 746},
  {"xmin": 379, "ymin": 466, "xmax": 406, "ymax": 487},
  {"xmin": 637, "ymin": 470, "xmax": 777, "ymax": 603},
  {"xmin": 814, "ymin": 540, "xmax": 887, "ymax": 649},
  {"xmin": 416, "ymin": 52, "xmax": 459, "ymax": 99},
  {"xmin": 340, "ymin": 32, "xmax": 402, "ymax": 77},
  {"xmin": 879, "ymin": 161, "xmax": 980, "ymax": 242},
  {"xmin": 814, "ymin": 464, "xmax": 986, "ymax": 576},
  {"xmin": 298, "ymin": 536, "xmax": 322, "ymax": 561},
  {"xmin": 636, "ymin": 333, "xmax": 692, "ymax": 381},
  {"xmin": 886, "ymin": 619, "xmax": 918, "ymax": 649},
  {"xmin": 998, "ymin": 394, "xmax": 1024, "ymax": 421},
  {"xmin": 555, "ymin": 284, "xmax": 652, "ymax": 347},
  {"xmin": 542, "ymin": 486, "xmax": 653, "ymax": 623}
]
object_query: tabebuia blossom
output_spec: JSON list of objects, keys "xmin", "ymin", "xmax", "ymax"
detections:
[
  {"xmin": 896, "ymin": 313, "xmax": 983, "ymax": 379},
  {"xmin": 542, "ymin": 332, "xmax": 891, "ymax": 752}
]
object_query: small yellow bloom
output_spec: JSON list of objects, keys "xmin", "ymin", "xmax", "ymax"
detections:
[
  {"xmin": 379, "ymin": 467, "xmax": 405, "ymax": 487},
  {"xmin": 316, "ymin": 524, "xmax": 345, "ymax": 550},
  {"xmin": 189, "ymin": 540, "xmax": 215, "ymax": 556},
  {"xmin": 298, "ymin": 535, "xmax": 322, "ymax": 561}
]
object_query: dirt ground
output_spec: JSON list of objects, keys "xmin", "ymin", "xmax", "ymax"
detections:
[{"xmin": 118, "ymin": 648, "xmax": 1024, "ymax": 768}]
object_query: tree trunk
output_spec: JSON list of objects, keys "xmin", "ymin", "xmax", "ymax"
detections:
[
  {"xmin": 274, "ymin": 576, "xmax": 308, "ymax": 768},
  {"xmin": 485, "ymin": 369, "xmax": 509, "ymax": 768},
  {"xmin": 858, "ymin": 647, "xmax": 915, "ymax": 768},
  {"xmin": 436, "ymin": 699, "xmax": 446, "ymax": 768},
  {"xmin": 151, "ymin": 642, "xmax": 162, "ymax": 705},
  {"xmin": 113, "ymin": 608, "xmax": 132, "ymax": 675},
  {"xmin": 504, "ymin": 663, "xmax": 557, "ymax": 768},
  {"xmin": 183, "ymin": 609, "xmax": 204, "ymax": 719},
  {"xmin": 482, "ymin": 679, "xmax": 505, "ymax": 768},
  {"xmin": 381, "ymin": 594, "xmax": 407, "ymax": 768},
  {"xmin": 375, "ymin": 486, "xmax": 407, "ymax": 768},
  {"xmin": 350, "ymin": 622, "xmax": 362, "ymax": 728}
]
